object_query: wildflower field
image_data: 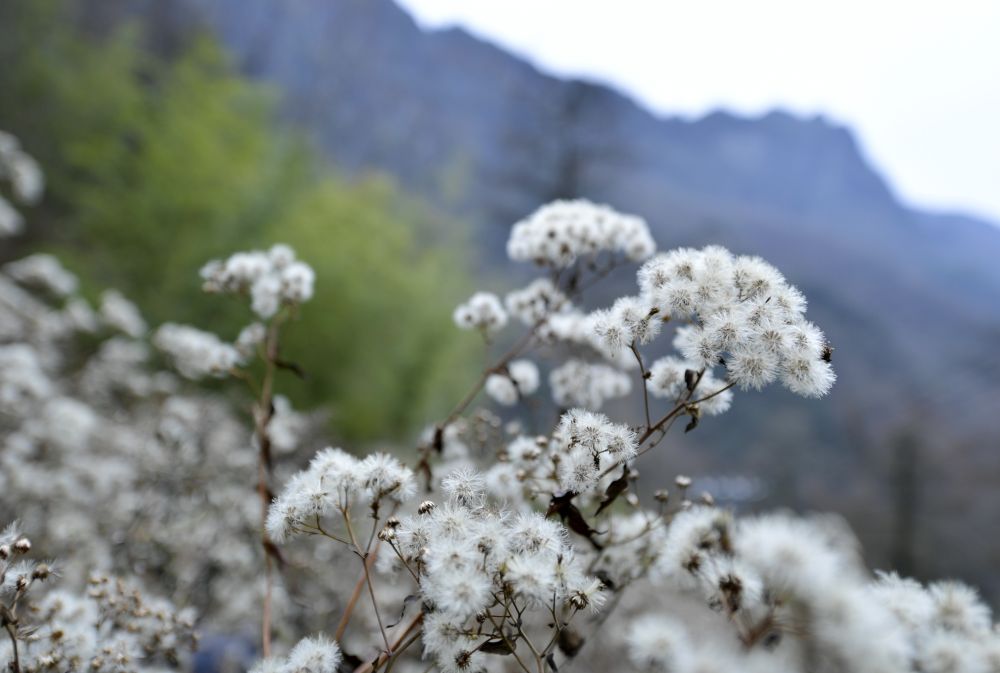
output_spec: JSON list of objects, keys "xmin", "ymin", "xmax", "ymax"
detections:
[{"xmin": 3, "ymin": 132, "xmax": 999, "ymax": 673}]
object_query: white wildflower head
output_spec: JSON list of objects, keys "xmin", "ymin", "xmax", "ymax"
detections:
[
  {"xmin": 484, "ymin": 359, "xmax": 540, "ymax": 406},
  {"xmin": 282, "ymin": 635, "xmax": 341, "ymax": 673},
  {"xmin": 506, "ymin": 199, "xmax": 655, "ymax": 268},
  {"xmin": 200, "ymin": 244, "xmax": 315, "ymax": 318},
  {"xmin": 635, "ymin": 246, "xmax": 835, "ymax": 397},
  {"xmin": 453, "ymin": 292, "xmax": 508, "ymax": 334},
  {"xmin": 153, "ymin": 323, "xmax": 242, "ymax": 379}
]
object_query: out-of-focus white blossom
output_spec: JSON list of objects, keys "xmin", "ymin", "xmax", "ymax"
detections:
[
  {"xmin": 3, "ymin": 254, "xmax": 79, "ymax": 297},
  {"xmin": 507, "ymin": 199, "xmax": 655, "ymax": 268},
  {"xmin": 505, "ymin": 278, "xmax": 570, "ymax": 324},
  {"xmin": 200, "ymin": 244, "xmax": 315, "ymax": 318},
  {"xmin": 550, "ymin": 359, "xmax": 631, "ymax": 410},
  {"xmin": 153, "ymin": 323, "xmax": 242, "ymax": 379},
  {"xmin": 484, "ymin": 358, "xmax": 540, "ymax": 406},
  {"xmin": 453, "ymin": 291, "xmax": 508, "ymax": 334},
  {"xmin": 100, "ymin": 289, "xmax": 148, "ymax": 338}
]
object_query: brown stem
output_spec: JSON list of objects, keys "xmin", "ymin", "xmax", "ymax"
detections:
[
  {"xmin": 352, "ymin": 612, "xmax": 424, "ymax": 673},
  {"xmin": 343, "ymin": 512, "xmax": 392, "ymax": 654},
  {"xmin": 4, "ymin": 622, "xmax": 19, "ymax": 673},
  {"xmin": 629, "ymin": 342, "xmax": 652, "ymax": 429},
  {"xmin": 255, "ymin": 312, "xmax": 287, "ymax": 658}
]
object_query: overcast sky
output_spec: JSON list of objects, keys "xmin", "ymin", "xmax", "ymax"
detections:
[{"xmin": 397, "ymin": 0, "xmax": 1000, "ymax": 222}]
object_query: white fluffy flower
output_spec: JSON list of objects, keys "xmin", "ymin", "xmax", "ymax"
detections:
[
  {"xmin": 550, "ymin": 359, "xmax": 631, "ymax": 410},
  {"xmin": 200, "ymin": 244, "xmax": 315, "ymax": 318},
  {"xmin": 507, "ymin": 199, "xmax": 655, "ymax": 268},
  {"xmin": 283, "ymin": 635, "xmax": 341, "ymax": 673},
  {"xmin": 636, "ymin": 246, "xmax": 835, "ymax": 398},
  {"xmin": 153, "ymin": 323, "xmax": 241, "ymax": 379},
  {"xmin": 485, "ymin": 359, "xmax": 540, "ymax": 406},
  {"xmin": 453, "ymin": 292, "xmax": 508, "ymax": 334},
  {"xmin": 100, "ymin": 290, "xmax": 147, "ymax": 338}
]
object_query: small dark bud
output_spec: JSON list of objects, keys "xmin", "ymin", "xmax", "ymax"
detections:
[
  {"xmin": 13, "ymin": 538, "xmax": 31, "ymax": 553},
  {"xmin": 684, "ymin": 369, "xmax": 697, "ymax": 392},
  {"xmin": 418, "ymin": 501, "xmax": 436, "ymax": 515}
]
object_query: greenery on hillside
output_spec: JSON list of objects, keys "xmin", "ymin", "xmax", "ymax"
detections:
[{"xmin": 0, "ymin": 0, "xmax": 477, "ymax": 440}]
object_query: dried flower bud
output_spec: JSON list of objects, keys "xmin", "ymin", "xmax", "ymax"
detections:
[
  {"xmin": 13, "ymin": 537, "xmax": 31, "ymax": 553},
  {"xmin": 385, "ymin": 515, "xmax": 401, "ymax": 528},
  {"xmin": 33, "ymin": 563, "xmax": 52, "ymax": 580},
  {"xmin": 675, "ymin": 475, "xmax": 692, "ymax": 489},
  {"xmin": 0, "ymin": 544, "xmax": 10, "ymax": 560},
  {"xmin": 418, "ymin": 500, "xmax": 436, "ymax": 515},
  {"xmin": 654, "ymin": 489, "xmax": 670, "ymax": 503},
  {"xmin": 699, "ymin": 491, "xmax": 715, "ymax": 506},
  {"xmin": 377, "ymin": 527, "xmax": 396, "ymax": 542}
]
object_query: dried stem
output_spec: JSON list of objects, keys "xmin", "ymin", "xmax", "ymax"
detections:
[
  {"xmin": 343, "ymin": 511, "xmax": 392, "ymax": 654},
  {"xmin": 353, "ymin": 611, "xmax": 424, "ymax": 673},
  {"xmin": 254, "ymin": 310, "xmax": 288, "ymax": 657},
  {"xmin": 629, "ymin": 341, "xmax": 652, "ymax": 429},
  {"xmin": 4, "ymin": 621, "xmax": 20, "ymax": 673}
]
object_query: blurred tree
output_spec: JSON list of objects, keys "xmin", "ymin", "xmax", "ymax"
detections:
[{"xmin": 0, "ymin": 0, "xmax": 477, "ymax": 441}]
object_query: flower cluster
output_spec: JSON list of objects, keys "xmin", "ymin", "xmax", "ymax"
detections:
[
  {"xmin": 637, "ymin": 246, "xmax": 835, "ymax": 397},
  {"xmin": 251, "ymin": 635, "xmax": 342, "ymax": 673},
  {"xmin": 506, "ymin": 199, "xmax": 656, "ymax": 268},
  {"xmin": 453, "ymin": 292, "xmax": 508, "ymax": 334},
  {"xmin": 1, "ymin": 524, "xmax": 196, "ymax": 673},
  {"xmin": 383, "ymin": 471, "xmax": 604, "ymax": 673},
  {"xmin": 153, "ymin": 323, "xmax": 243, "ymax": 380},
  {"xmin": 266, "ymin": 448, "xmax": 416, "ymax": 543},
  {"xmin": 504, "ymin": 278, "xmax": 569, "ymax": 325},
  {"xmin": 200, "ymin": 244, "xmax": 316, "ymax": 319},
  {"xmin": 633, "ymin": 506, "xmax": 1000, "ymax": 673},
  {"xmin": 484, "ymin": 359, "xmax": 540, "ymax": 406},
  {"xmin": 549, "ymin": 359, "xmax": 631, "ymax": 411}
]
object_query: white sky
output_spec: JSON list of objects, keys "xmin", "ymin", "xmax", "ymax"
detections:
[{"xmin": 397, "ymin": 0, "xmax": 1000, "ymax": 222}]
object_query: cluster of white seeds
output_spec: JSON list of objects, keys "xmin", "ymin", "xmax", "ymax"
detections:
[
  {"xmin": 636, "ymin": 246, "xmax": 835, "ymax": 397},
  {"xmin": 152, "ymin": 323, "xmax": 243, "ymax": 380},
  {"xmin": 484, "ymin": 359, "xmax": 540, "ymax": 406},
  {"xmin": 266, "ymin": 448, "xmax": 416, "ymax": 543},
  {"xmin": 453, "ymin": 292, "xmax": 508, "ymax": 334},
  {"xmin": 506, "ymin": 199, "xmax": 656, "ymax": 268},
  {"xmin": 200, "ymin": 244, "xmax": 315, "ymax": 319}
]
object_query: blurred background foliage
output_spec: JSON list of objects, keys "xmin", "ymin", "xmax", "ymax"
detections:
[{"xmin": 0, "ymin": 0, "xmax": 479, "ymax": 441}]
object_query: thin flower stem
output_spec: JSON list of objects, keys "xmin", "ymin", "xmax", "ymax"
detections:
[
  {"xmin": 255, "ymin": 311, "xmax": 287, "ymax": 658},
  {"xmin": 629, "ymin": 341, "xmax": 652, "ymax": 429},
  {"xmin": 343, "ymin": 511, "xmax": 392, "ymax": 654},
  {"xmin": 352, "ymin": 612, "xmax": 424, "ymax": 673},
  {"xmin": 484, "ymin": 610, "xmax": 535, "ymax": 673},
  {"xmin": 4, "ymin": 622, "xmax": 20, "ymax": 673},
  {"xmin": 381, "ymin": 629, "xmax": 423, "ymax": 673}
]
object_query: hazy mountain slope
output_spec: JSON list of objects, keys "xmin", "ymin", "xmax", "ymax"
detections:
[{"xmin": 101, "ymin": 0, "xmax": 1000, "ymax": 591}]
